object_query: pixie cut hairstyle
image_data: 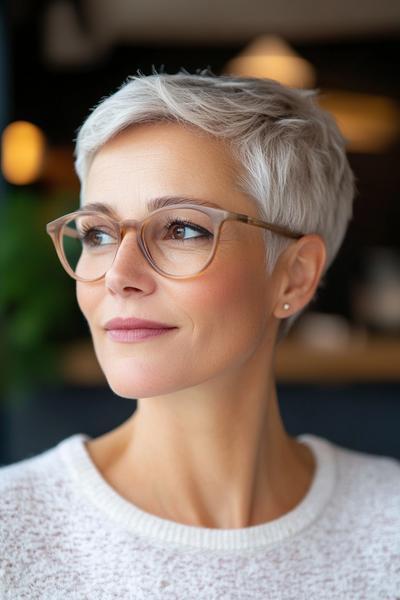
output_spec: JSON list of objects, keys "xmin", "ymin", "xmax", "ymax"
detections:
[{"xmin": 74, "ymin": 70, "xmax": 356, "ymax": 341}]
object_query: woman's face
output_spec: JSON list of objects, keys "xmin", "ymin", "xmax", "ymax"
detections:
[{"xmin": 77, "ymin": 122, "xmax": 281, "ymax": 399}]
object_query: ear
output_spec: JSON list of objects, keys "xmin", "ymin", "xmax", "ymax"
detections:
[{"xmin": 273, "ymin": 234, "xmax": 327, "ymax": 320}]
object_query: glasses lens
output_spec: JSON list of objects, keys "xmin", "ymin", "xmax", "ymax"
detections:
[
  {"xmin": 144, "ymin": 207, "xmax": 215, "ymax": 276},
  {"xmin": 61, "ymin": 213, "xmax": 118, "ymax": 281},
  {"xmin": 60, "ymin": 208, "xmax": 216, "ymax": 280}
]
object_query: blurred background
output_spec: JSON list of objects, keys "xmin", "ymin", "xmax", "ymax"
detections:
[{"xmin": 1, "ymin": 0, "xmax": 400, "ymax": 465}]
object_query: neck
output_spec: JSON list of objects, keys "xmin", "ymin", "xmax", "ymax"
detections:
[{"xmin": 86, "ymin": 367, "xmax": 315, "ymax": 529}]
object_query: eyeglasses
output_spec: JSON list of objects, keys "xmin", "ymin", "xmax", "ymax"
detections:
[{"xmin": 46, "ymin": 203, "xmax": 305, "ymax": 281}]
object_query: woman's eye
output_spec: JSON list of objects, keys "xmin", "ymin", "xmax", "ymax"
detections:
[
  {"xmin": 81, "ymin": 228, "xmax": 116, "ymax": 247},
  {"xmin": 165, "ymin": 220, "xmax": 212, "ymax": 241},
  {"xmin": 169, "ymin": 224, "xmax": 201, "ymax": 239}
]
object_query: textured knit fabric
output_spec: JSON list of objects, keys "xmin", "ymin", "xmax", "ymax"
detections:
[{"xmin": 0, "ymin": 432, "xmax": 399, "ymax": 599}]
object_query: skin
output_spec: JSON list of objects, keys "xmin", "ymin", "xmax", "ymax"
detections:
[{"xmin": 77, "ymin": 121, "xmax": 327, "ymax": 529}]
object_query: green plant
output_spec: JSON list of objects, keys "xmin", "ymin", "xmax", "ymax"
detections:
[{"xmin": 0, "ymin": 188, "xmax": 85, "ymax": 408}]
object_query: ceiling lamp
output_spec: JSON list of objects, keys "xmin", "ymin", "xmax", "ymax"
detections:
[
  {"xmin": 42, "ymin": 0, "xmax": 102, "ymax": 66},
  {"xmin": 1, "ymin": 121, "xmax": 46, "ymax": 185},
  {"xmin": 319, "ymin": 91, "xmax": 400, "ymax": 153},
  {"xmin": 224, "ymin": 34, "xmax": 316, "ymax": 89}
]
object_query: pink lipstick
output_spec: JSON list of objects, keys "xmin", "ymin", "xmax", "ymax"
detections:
[{"xmin": 104, "ymin": 317, "xmax": 178, "ymax": 343}]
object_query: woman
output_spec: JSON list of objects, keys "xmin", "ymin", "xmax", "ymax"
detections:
[{"xmin": 1, "ymin": 72, "xmax": 399, "ymax": 599}]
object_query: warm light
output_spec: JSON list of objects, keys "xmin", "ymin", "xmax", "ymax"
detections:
[
  {"xmin": 224, "ymin": 35, "xmax": 316, "ymax": 89},
  {"xmin": 1, "ymin": 121, "xmax": 46, "ymax": 184},
  {"xmin": 319, "ymin": 91, "xmax": 400, "ymax": 153}
]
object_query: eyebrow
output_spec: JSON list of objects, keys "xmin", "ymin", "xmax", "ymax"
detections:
[{"xmin": 79, "ymin": 196, "xmax": 223, "ymax": 218}]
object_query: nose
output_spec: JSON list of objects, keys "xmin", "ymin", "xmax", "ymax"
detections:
[{"xmin": 104, "ymin": 227, "xmax": 155, "ymax": 295}]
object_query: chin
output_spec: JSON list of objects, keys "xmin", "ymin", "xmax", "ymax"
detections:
[{"xmin": 99, "ymin": 360, "xmax": 195, "ymax": 400}]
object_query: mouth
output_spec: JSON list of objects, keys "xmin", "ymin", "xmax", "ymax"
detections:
[
  {"xmin": 104, "ymin": 316, "xmax": 176, "ymax": 330},
  {"xmin": 103, "ymin": 316, "xmax": 178, "ymax": 343},
  {"xmin": 106, "ymin": 327, "xmax": 178, "ymax": 343}
]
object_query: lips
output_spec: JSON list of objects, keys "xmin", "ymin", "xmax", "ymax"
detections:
[{"xmin": 104, "ymin": 317, "xmax": 176, "ymax": 330}]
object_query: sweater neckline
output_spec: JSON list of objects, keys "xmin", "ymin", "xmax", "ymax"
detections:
[{"xmin": 57, "ymin": 431, "xmax": 336, "ymax": 551}]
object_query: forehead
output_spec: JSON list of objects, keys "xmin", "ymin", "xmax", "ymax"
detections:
[
  {"xmin": 91, "ymin": 121, "xmax": 235, "ymax": 169},
  {"xmin": 83, "ymin": 122, "xmax": 257, "ymax": 218}
]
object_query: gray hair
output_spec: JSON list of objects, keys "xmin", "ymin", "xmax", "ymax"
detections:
[{"xmin": 74, "ymin": 70, "xmax": 356, "ymax": 342}]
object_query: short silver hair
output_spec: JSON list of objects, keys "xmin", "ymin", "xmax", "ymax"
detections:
[{"xmin": 74, "ymin": 71, "xmax": 356, "ymax": 342}]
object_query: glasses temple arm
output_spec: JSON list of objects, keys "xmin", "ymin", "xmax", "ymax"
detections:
[{"xmin": 238, "ymin": 214, "xmax": 305, "ymax": 239}]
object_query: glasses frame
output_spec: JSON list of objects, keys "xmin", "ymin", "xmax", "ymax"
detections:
[{"xmin": 46, "ymin": 203, "xmax": 306, "ymax": 282}]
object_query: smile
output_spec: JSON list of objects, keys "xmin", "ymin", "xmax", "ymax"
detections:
[{"xmin": 106, "ymin": 327, "xmax": 178, "ymax": 342}]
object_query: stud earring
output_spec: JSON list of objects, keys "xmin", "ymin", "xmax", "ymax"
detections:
[{"xmin": 283, "ymin": 303, "xmax": 290, "ymax": 310}]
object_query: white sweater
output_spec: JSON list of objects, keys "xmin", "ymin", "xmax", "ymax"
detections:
[{"xmin": 0, "ymin": 432, "xmax": 399, "ymax": 599}]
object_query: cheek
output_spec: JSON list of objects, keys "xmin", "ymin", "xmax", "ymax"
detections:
[
  {"xmin": 74, "ymin": 243, "xmax": 273, "ymax": 399},
  {"xmin": 76, "ymin": 282, "xmax": 86, "ymax": 319},
  {"xmin": 181, "ymin": 251, "xmax": 270, "ymax": 356}
]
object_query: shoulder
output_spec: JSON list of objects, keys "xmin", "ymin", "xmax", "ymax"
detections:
[
  {"xmin": 301, "ymin": 438, "xmax": 400, "ymax": 595},
  {"xmin": 0, "ymin": 442, "xmax": 62, "ymax": 492},
  {"xmin": 326, "ymin": 440, "xmax": 400, "ymax": 540},
  {"xmin": 0, "ymin": 440, "xmax": 76, "ymax": 546},
  {"xmin": 0, "ymin": 441, "xmax": 78, "ymax": 594},
  {"xmin": 0, "ymin": 445, "xmax": 58, "ymax": 517},
  {"xmin": 305, "ymin": 433, "xmax": 400, "ymax": 504},
  {"xmin": 303, "ymin": 434, "xmax": 400, "ymax": 527},
  {"xmin": 333, "ymin": 441, "xmax": 400, "ymax": 500}
]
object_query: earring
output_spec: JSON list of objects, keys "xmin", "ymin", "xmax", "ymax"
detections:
[{"xmin": 283, "ymin": 303, "xmax": 290, "ymax": 310}]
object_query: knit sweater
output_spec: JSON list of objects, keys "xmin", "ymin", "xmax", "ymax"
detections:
[{"xmin": 0, "ymin": 432, "xmax": 399, "ymax": 599}]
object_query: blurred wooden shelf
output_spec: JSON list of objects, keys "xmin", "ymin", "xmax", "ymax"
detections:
[
  {"xmin": 61, "ymin": 333, "xmax": 400, "ymax": 386},
  {"xmin": 61, "ymin": 340, "xmax": 106, "ymax": 386},
  {"xmin": 275, "ymin": 333, "xmax": 400, "ymax": 383}
]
